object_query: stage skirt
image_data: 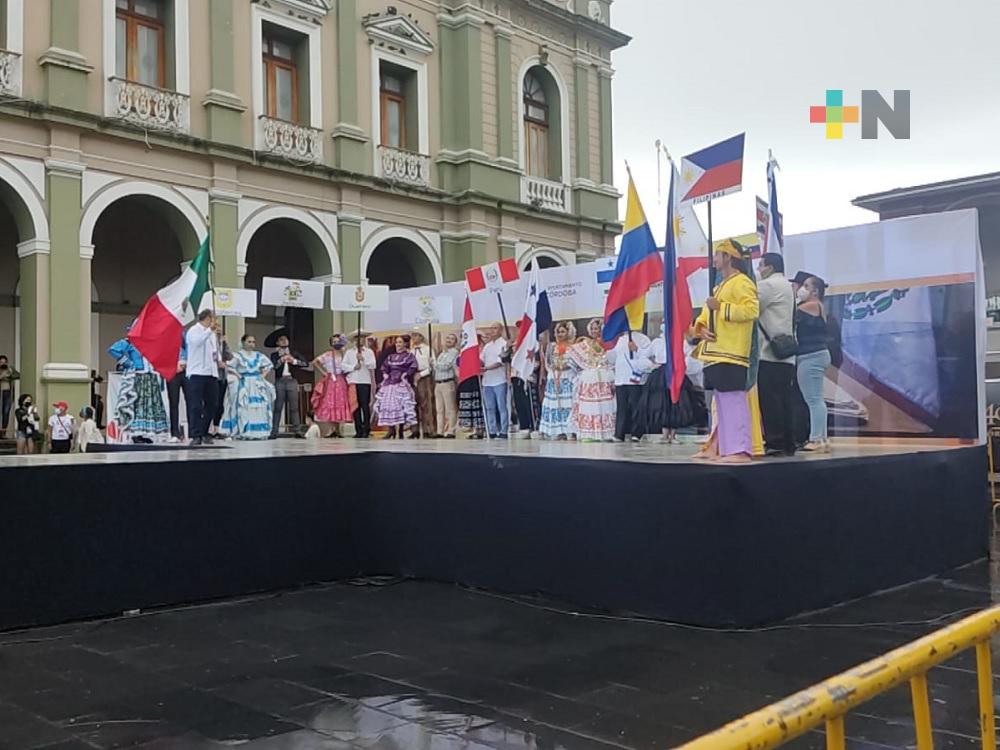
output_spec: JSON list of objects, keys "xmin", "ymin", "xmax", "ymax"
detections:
[
  {"xmin": 539, "ymin": 373, "xmax": 575, "ymax": 437},
  {"xmin": 130, "ymin": 372, "xmax": 168, "ymax": 439},
  {"xmin": 312, "ymin": 373, "xmax": 352, "ymax": 423},
  {"xmin": 458, "ymin": 378, "xmax": 485, "ymax": 432},
  {"xmin": 374, "ymin": 381, "xmax": 417, "ymax": 427},
  {"xmin": 219, "ymin": 373, "xmax": 239, "ymax": 436},
  {"xmin": 572, "ymin": 368, "xmax": 616, "ymax": 441},
  {"xmin": 235, "ymin": 373, "xmax": 275, "ymax": 440},
  {"xmin": 638, "ymin": 366, "xmax": 705, "ymax": 434}
]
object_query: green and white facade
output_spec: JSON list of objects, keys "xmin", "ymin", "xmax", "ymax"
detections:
[{"xmin": 0, "ymin": 0, "xmax": 628, "ymax": 408}]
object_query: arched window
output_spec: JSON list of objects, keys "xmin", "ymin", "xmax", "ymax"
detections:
[{"xmin": 523, "ymin": 72, "xmax": 549, "ymax": 179}]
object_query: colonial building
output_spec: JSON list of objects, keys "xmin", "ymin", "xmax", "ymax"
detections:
[{"xmin": 0, "ymin": 0, "xmax": 629, "ymax": 407}]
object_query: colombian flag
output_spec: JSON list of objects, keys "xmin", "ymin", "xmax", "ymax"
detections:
[{"xmin": 602, "ymin": 176, "xmax": 663, "ymax": 343}]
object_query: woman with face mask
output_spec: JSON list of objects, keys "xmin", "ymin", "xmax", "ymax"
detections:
[
  {"xmin": 795, "ymin": 276, "xmax": 832, "ymax": 452},
  {"xmin": 14, "ymin": 393, "xmax": 40, "ymax": 454},
  {"xmin": 311, "ymin": 334, "xmax": 353, "ymax": 437},
  {"xmin": 225, "ymin": 334, "xmax": 275, "ymax": 440}
]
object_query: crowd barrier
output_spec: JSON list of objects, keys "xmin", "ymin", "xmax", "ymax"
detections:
[{"xmin": 677, "ymin": 606, "xmax": 1000, "ymax": 750}]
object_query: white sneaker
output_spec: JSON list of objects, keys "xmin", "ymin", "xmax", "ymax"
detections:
[{"xmin": 168, "ymin": 436, "xmax": 180, "ymax": 444}]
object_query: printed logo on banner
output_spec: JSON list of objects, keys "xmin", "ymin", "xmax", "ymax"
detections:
[
  {"xmin": 485, "ymin": 266, "xmax": 501, "ymax": 290},
  {"xmin": 810, "ymin": 89, "xmax": 911, "ymax": 140},
  {"xmin": 355, "ymin": 286, "xmax": 366, "ymax": 304},
  {"xmin": 214, "ymin": 289, "xmax": 234, "ymax": 312},
  {"xmin": 284, "ymin": 282, "xmax": 304, "ymax": 304}
]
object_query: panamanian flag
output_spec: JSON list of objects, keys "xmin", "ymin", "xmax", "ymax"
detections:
[
  {"xmin": 764, "ymin": 152, "xmax": 784, "ymax": 254},
  {"xmin": 511, "ymin": 259, "xmax": 552, "ymax": 382},
  {"xmin": 679, "ymin": 133, "xmax": 745, "ymax": 206}
]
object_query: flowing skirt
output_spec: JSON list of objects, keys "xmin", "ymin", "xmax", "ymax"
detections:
[
  {"xmin": 219, "ymin": 373, "xmax": 240, "ymax": 436},
  {"xmin": 572, "ymin": 367, "xmax": 616, "ymax": 441},
  {"xmin": 458, "ymin": 378, "xmax": 484, "ymax": 432},
  {"xmin": 236, "ymin": 373, "xmax": 275, "ymax": 440},
  {"xmin": 374, "ymin": 381, "xmax": 417, "ymax": 427},
  {"xmin": 131, "ymin": 372, "xmax": 168, "ymax": 439},
  {"xmin": 539, "ymin": 373, "xmax": 575, "ymax": 437},
  {"xmin": 637, "ymin": 366, "xmax": 705, "ymax": 434},
  {"xmin": 313, "ymin": 374, "xmax": 352, "ymax": 423}
]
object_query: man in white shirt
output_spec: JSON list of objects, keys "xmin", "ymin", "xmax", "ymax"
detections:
[
  {"xmin": 185, "ymin": 309, "xmax": 221, "ymax": 445},
  {"xmin": 410, "ymin": 330, "xmax": 437, "ymax": 438},
  {"xmin": 756, "ymin": 253, "xmax": 797, "ymax": 456},
  {"xmin": 342, "ymin": 331, "xmax": 376, "ymax": 438},
  {"xmin": 607, "ymin": 330, "xmax": 654, "ymax": 442},
  {"xmin": 479, "ymin": 322, "xmax": 509, "ymax": 439}
]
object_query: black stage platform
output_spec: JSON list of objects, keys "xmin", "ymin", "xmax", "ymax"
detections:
[{"xmin": 0, "ymin": 441, "xmax": 988, "ymax": 630}]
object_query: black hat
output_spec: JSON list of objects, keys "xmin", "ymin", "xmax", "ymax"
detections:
[
  {"xmin": 792, "ymin": 271, "xmax": 815, "ymax": 286},
  {"xmin": 264, "ymin": 327, "xmax": 290, "ymax": 348}
]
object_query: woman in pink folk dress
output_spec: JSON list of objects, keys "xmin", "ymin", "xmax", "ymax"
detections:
[
  {"xmin": 569, "ymin": 318, "xmax": 617, "ymax": 442},
  {"xmin": 311, "ymin": 335, "xmax": 352, "ymax": 434}
]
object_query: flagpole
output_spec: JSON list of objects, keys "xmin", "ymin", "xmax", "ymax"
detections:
[{"xmin": 707, "ymin": 200, "xmax": 715, "ymax": 333}]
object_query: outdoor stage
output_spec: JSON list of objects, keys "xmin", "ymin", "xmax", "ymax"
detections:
[{"xmin": 0, "ymin": 439, "xmax": 988, "ymax": 630}]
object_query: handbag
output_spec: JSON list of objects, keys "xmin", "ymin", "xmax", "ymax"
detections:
[{"xmin": 759, "ymin": 285, "xmax": 798, "ymax": 359}]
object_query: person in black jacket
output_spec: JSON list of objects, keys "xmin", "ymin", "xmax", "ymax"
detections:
[{"xmin": 266, "ymin": 328, "xmax": 308, "ymax": 438}]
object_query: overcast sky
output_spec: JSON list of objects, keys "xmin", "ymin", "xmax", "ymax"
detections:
[{"xmin": 609, "ymin": 0, "xmax": 1000, "ymax": 243}]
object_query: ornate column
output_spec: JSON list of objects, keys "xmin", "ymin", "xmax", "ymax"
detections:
[
  {"xmin": 42, "ymin": 158, "xmax": 89, "ymax": 407},
  {"xmin": 573, "ymin": 58, "xmax": 591, "ymax": 185},
  {"xmin": 209, "ymin": 187, "xmax": 243, "ymax": 342},
  {"xmin": 598, "ymin": 67, "xmax": 614, "ymax": 188},
  {"xmin": 204, "ymin": 0, "xmax": 246, "ymax": 144},
  {"xmin": 16, "ymin": 239, "xmax": 49, "ymax": 400},
  {"xmin": 494, "ymin": 25, "xmax": 516, "ymax": 167},
  {"xmin": 39, "ymin": 0, "xmax": 93, "ymax": 110}
]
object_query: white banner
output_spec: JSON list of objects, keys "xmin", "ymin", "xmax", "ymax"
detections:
[
  {"xmin": 401, "ymin": 295, "xmax": 454, "ymax": 325},
  {"xmin": 261, "ymin": 277, "xmax": 326, "ymax": 309},
  {"xmin": 200, "ymin": 288, "xmax": 257, "ymax": 318},
  {"xmin": 329, "ymin": 283, "xmax": 390, "ymax": 312}
]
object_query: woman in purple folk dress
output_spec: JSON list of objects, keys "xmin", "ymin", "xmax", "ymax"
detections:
[{"xmin": 373, "ymin": 336, "xmax": 418, "ymax": 439}]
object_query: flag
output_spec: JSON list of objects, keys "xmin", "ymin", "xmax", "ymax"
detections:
[
  {"xmin": 663, "ymin": 165, "xmax": 695, "ymax": 402},
  {"xmin": 128, "ymin": 236, "xmax": 212, "ymax": 379},
  {"xmin": 458, "ymin": 293, "xmax": 481, "ymax": 384},
  {"xmin": 679, "ymin": 133, "xmax": 745, "ymax": 205},
  {"xmin": 511, "ymin": 259, "xmax": 552, "ymax": 381},
  {"xmin": 756, "ymin": 196, "xmax": 769, "ymax": 249},
  {"xmin": 765, "ymin": 153, "xmax": 784, "ymax": 254},
  {"xmin": 602, "ymin": 175, "xmax": 663, "ymax": 343},
  {"xmin": 465, "ymin": 258, "xmax": 519, "ymax": 293}
]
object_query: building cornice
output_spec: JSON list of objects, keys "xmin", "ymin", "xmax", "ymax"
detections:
[{"xmin": 38, "ymin": 47, "xmax": 94, "ymax": 74}]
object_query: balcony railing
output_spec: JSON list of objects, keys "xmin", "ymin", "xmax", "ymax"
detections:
[
  {"xmin": 108, "ymin": 77, "xmax": 190, "ymax": 134},
  {"xmin": 522, "ymin": 175, "xmax": 570, "ymax": 213},
  {"xmin": 0, "ymin": 49, "xmax": 22, "ymax": 97},
  {"xmin": 258, "ymin": 116, "xmax": 324, "ymax": 164},
  {"xmin": 376, "ymin": 145, "xmax": 431, "ymax": 188}
]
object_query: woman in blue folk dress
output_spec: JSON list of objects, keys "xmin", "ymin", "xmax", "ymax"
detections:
[{"xmin": 226, "ymin": 334, "xmax": 275, "ymax": 440}]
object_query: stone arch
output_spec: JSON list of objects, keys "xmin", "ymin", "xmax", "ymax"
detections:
[
  {"xmin": 0, "ymin": 157, "xmax": 49, "ymax": 248},
  {"xmin": 80, "ymin": 180, "xmax": 207, "ymax": 256},
  {"xmin": 236, "ymin": 205, "xmax": 340, "ymax": 281},
  {"xmin": 360, "ymin": 225, "xmax": 443, "ymax": 287},
  {"xmin": 520, "ymin": 247, "xmax": 567, "ymax": 271}
]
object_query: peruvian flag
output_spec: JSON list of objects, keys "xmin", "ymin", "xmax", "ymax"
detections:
[
  {"xmin": 465, "ymin": 258, "xmax": 519, "ymax": 293},
  {"xmin": 511, "ymin": 259, "xmax": 552, "ymax": 381},
  {"xmin": 129, "ymin": 236, "xmax": 212, "ymax": 379},
  {"xmin": 458, "ymin": 294, "xmax": 481, "ymax": 384}
]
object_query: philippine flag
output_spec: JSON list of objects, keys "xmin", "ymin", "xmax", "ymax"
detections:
[
  {"xmin": 511, "ymin": 259, "xmax": 552, "ymax": 381},
  {"xmin": 679, "ymin": 133, "xmax": 745, "ymax": 206},
  {"xmin": 663, "ymin": 164, "xmax": 695, "ymax": 403}
]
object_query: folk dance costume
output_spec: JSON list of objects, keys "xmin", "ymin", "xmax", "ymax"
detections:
[
  {"xmin": 374, "ymin": 351, "xmax": 418, "ymax": 428},
  {"xmin": 693, "ymin": 249, "xmax": 760, "ymax": 459},
  {"xmin": 457, "ymin": 377, "xmax": 485, "ymax": 435},
  {"xmin": 539, "ymin": 341, "xmax": 577, "ymax": 438},
  {"xmin": 227, "ymin": 350, "xmax": 275, "ymax": 440},
  {"xmin": 569, "ymin": 338, "xmax": 616, "ymax": 442},
  {"xmin": 108, "ymin": 336, "xmax": 169, "ymax": 443},
  {"xmin": 606, "ymin": 332, "xmax": 655, "ymax": 441},
  {"xmin": 312, "ymin": 350, "xmax": 352, "ymax": 424},
  {"xmin": 638, "ymin": 337, "xmax": 706, "ymax": 437}
]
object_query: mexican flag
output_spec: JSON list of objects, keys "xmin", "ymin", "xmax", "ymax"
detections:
[{"xmin": 129, "ymin": 236, "xmax": 212, "ymax": 379}]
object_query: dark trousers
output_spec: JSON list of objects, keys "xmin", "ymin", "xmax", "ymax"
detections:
[
  {"xmin": 212, "ymin": 377, "xmax": 227, "ymax": 428},
  {"xmin": 353, "ymin": 384, "xmax": 372, "ymax": 437},
  {"xmin": 758, "ymin": 360, "xmax": 797, "ymax": 455},
  {"xmin": 50, "ymin": 439, "xmax": 71, "ymax": 454},
  {"xmin": 791, "ymin": 378, "xmax": 810, "ymax": 448},
  {"xmin": 1, "ymin": 390, "xmax": 11, "ymax": 431},
  {"xmin": 511, "ymin": 377, "xmax": 533, "ymax": 431},
  {"xmin": 615, "ymin": 384, "xmax": 643, "ymax": 440},
  {"xmin": 167, "ymin": 373, "xmax": 187, "ymax": 439},
  {"xmin": 273, "ymin": 376, "xmax": 301, "ymax": 436},
  {"xmin": 186, "ymin": 374, "xmax": 218, "ymax": 440}
]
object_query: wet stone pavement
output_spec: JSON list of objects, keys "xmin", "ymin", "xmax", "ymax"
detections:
[{"xmin": 1, "ymin": 558, "xmax": 999, "ymax": 750}]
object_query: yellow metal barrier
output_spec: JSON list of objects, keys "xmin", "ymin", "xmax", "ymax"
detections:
[{"xmin": 677, "ymin": 606, "xmax": 1000, "ymax": 750}]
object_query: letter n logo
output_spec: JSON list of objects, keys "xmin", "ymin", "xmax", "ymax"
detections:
[{"xmin": 861, "ymin": 90, "xmax": 911, "ymax": 139}]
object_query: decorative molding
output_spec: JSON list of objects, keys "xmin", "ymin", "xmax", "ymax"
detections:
[
  {"xmin": 208, "ymin": 188, "xmax": 242, "ymax": 205},
  {"xmin": 41, "ymin": 362, "xmax": 92, "ymax": 383},
  {"xmin": 436, "ymin": 11, "xmax": 485, "ymax": 29},
  {"xmin": 257, "ymin": 117, "xmax": 324, "ymax": 164},
  {"xmin": 45, "ymin": 159, "xmax": 86, "ymax": 179},
  {"xmin": 38, "ymin": 47, "xmax": 93, "ymax": 73},
  {"xmin": 0, "ymin": 50, "xmax": 22, "ymax": 97},
  {"xmin": 377, "ymin": 146, "xmax": 432, "ymax": 189},
  {"xmin": 108, "ymin": 78, "xmax": 190, "ymax": 134},
  {"xmin": 79, "ymin": 243, "xmax": 95, "ymax": 260},
  {"xmin": 202, "ymin": 88, "xmax": 247, "ymax": 112},
  {"xmin": 258, "ymin": 0, "xmax": 332, "ymax": 20},
  {"xmin": 597, "ymin": 66, "xmax": 615, "ymax": 79},
  {"xmin": 440, "ymin": 230, "xmax": 490, "ymax": 242},
  {"xmin": 17, "ymin": 239, "xmax": 50, "ymax": 258},
  {"xmin": 338, "ymin": 213, "xmax": 364, "ymax": 227},
  {"xmin": 493, "ymin": 24, "xmax": 514, "ymax": 39},
  {"xmin": 517, "ymin": 56, "xmax": 572, "ymax": 186},
  {"xmin": 363, "ymin": 9, "xmax": 434, "ymax": 56},
  {"xmin": 332, "ymin": 123, "xmax": 370, "ymax": 143}
]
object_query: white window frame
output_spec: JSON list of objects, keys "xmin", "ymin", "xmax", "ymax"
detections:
[
  {"xmin": 516, "ymin": 56, "xmax": 571, "ymax": 185},
  {"xmin": 251, "ymin": 4, "xmax": 323, "ymax": 141},
  {"xmin": 2, "ymin": 0, "xmax": 24, "ymax": 94},
  {"xmin": 371, "ymin": 47, "xmax": 429, "ymax": 159},
  {"xmin": 101, "ymin": 0, "xmax": 190, "ymax": 105}
]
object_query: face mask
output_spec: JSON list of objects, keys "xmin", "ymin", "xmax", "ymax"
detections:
[
  {"xmin": 333, "ymin": 343, "xmax": 345, "ymax": 350},
  {"xmin": 24, "ymin": 401, "xmax": 31, "ymax": 408},
  {"xmin": 796, "ymin": 287, "xmax": 811, "ymax": 303}
]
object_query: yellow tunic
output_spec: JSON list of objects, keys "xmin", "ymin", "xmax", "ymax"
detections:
[{"xmin": 694, "ymin": 272, "xmax": 759, "ymax": 367}]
